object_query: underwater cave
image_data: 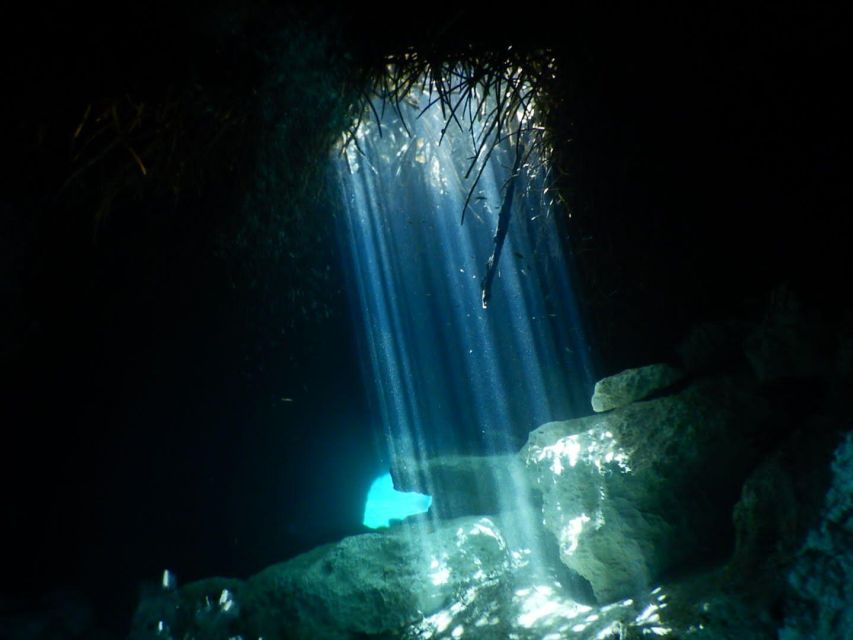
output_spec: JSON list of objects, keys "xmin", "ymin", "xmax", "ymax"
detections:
[{"xmin": 1, "ymin": 2, "xmax": 851, "ymax": 639}]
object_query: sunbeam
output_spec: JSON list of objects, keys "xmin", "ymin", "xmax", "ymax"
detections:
[{"xmin": 336, "ymin": 81, "xmax": 592, "ymax": 472}]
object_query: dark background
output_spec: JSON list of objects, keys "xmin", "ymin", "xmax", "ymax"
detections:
[{"xmin": 1, "ymin": 1, "xmax": 849, "ymax": 634}]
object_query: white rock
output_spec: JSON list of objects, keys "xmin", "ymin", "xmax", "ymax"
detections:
[
  {"xmin": 246, "ymin": 515, "xmax": 515, "ymax": 639},
  {"xmin": 524, "ymin": 377, "xmax": 770, "ymax": 603},
  {"xmin": 591, "ymin": 363, "xmax": 684, "ymax": 412}
]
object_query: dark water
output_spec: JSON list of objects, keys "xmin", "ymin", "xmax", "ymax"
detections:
[{"xmin": 2, "ymin": 5, "xmax": 849, "ymax": 635}]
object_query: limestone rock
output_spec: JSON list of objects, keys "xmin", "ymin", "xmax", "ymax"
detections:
[
  {"xmin": 523, "ymin": 376, "xmax": 770, "ymax": 603},
  {"xmin": 128, "ymin": 510, "xmax": 668, "ymax": 640},
  {"xmin": 129, "ymin": 515, "xmax": 520, "ymax": 640},
  {"xmin": 590, "ymin": 363, "xmax": 684, "ymax": 412},
  {"xmin": 128, "ymin": 501, "xmax": 807, "ymax": 639},
  {"xmin": 391, "ymin": 454, "xmax": 536, "ymax": 519},
  {"xmin": 730, "ymin": 453, "xmax": 798, "ymax": 584},
  {"xmin": 781, "ymin": 431, "xmax": 853, "ymax": 640},
  {"xmin": 250, "ymin": 516, "xmax": 520, "ymax": 639},
  {"xmin": 727, "ymin": 421, "xmax": 841, "ymax": 599}
]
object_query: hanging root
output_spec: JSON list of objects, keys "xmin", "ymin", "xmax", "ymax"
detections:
[
  {"xmin": 341, "ymin": 47, "xmax": 560, "ymax": 307},
  {"xmin": 481, "ymin": 140, "xmax": 524, "ymax": 309}
]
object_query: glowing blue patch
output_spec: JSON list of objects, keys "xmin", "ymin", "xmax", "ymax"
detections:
[{"xmin": 363, "ymin": 472, "xmax": 432, "ymax": 529}]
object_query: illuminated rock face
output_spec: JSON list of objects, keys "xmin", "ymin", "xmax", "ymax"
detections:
[
  {"xmin": 523, "ymin": 376, "xmax": 770, "ymax": 603},
  {"xmin": 590, "ymin": 363, "xmax": 684, "ymax": 413},
  {"xmin": 129, "ymin": 511, "xmax": 669, "ymax": 639},
  {"xmin": 130, "ymin": 516, "xmax": 517, "ymax": 640},
  {"xmin": 247, "ymin": 516, "xmax": 514, "ymax": 639}
]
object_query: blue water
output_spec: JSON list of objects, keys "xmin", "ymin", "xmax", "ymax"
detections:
[
  {"xmin": 335, "ymin": 87, "xmax": 593, "ymax": 478},
  {"xmin": 363, "ymin": 472, "xmax": 432, "ymax": 528}
]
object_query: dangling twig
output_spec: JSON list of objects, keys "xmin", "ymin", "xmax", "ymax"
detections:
[{"xmin": 481, "ymin": 137, "xmax": 524, "ymax": 309}]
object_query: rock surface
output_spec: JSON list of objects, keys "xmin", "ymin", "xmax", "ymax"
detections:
[
  {"xmin": 725, "ymin": 419, "xmax": 840, "ymax": 604},
  {"xmin": 523, "ymin": 376, "xmax": 770, "ymax": 603},
  {"xmin": 246, "ymin": 516, "xmax": 518, "ymax": 639},
  {"xmin": 128, "ymin": 512, "xmax": 713, "ymax": 640},
  {"xmin": 731, "ymin": 453, "xmax": 798, "ymax": 574},
  {"xmin": 781, "ymin": 431, "xmax": 853, "ymax": 640},
  {"xmin": 590, "ymin": 363, "xmax": 684, "ymax": 412},
  {"xmin": 130, "ymin": 515, "xmax": 525, "ymax": 639}
]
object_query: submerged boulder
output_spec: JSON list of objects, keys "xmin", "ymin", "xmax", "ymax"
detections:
[
  {"xmin": 245, "ymin": 517, "xmax": 516, "ymax": 639},
  {"xmin": 128, "ymin": 510, "xmax": 701, "ymax": 639},
  {"xmin": 590, "ymin": 363, "xmax": 684, "ymax": 412},
  {"xmin": 523, "ymin": 376, "xmax": 770, "ymax": 603},
  {"xmin": 130, "ymin": 515, "xmax": 523, "ymax": 639},
  {"xmin": 731, "ymin": 453, "xmax": 798, "ymax": 575}
]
